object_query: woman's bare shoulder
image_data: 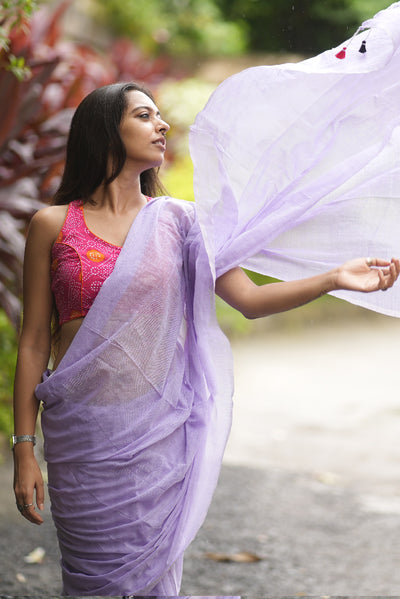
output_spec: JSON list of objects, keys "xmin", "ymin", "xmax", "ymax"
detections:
[{"xmin": 29, "ymin": 204, "xmax": 69, "ymax": 243}]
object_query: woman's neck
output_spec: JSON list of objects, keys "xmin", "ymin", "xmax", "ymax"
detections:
[{"xmin": 91, "ymin": 173, "xmax": 146, "ymax": 214}]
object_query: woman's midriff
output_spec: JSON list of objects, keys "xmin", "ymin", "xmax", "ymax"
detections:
[{"xmin": 53, "ymin": 317, "xmax": 84, "ymax": 370}]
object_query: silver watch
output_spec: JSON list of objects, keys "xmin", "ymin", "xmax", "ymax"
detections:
[{"xmin": 11, "ymin": 434, "xmax": 37, "ymax": 450}]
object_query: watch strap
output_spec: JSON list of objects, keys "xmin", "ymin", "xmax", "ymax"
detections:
[{"xmin": 11, "ymin": 434, "xmax": 37, "ymax": 450}]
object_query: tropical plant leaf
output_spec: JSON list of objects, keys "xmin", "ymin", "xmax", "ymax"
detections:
[{"xmin": 0, "ymin": 2, "xmax": 177, "ymax": 330}]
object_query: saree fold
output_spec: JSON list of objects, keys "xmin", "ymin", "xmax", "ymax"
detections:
[
  {"xmin": 36, "ymin": 198, "xmax": 233, "ymax": 596},
  {"xmin": 190, "ymin": 1, "xmax": 400, "ymax": 317}
]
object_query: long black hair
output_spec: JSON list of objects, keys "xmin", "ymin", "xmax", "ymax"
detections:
[{"xmin": 53, "ymin": 82, "xmax": 166, "ymax": 205}]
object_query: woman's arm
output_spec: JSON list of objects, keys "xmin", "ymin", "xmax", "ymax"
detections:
[
  {"xmin": 13, "ymin": 208, "xmax": 63, "ymax": 525},
  {"xmin": 215, "ymin": 258, "xmax": 400, "ymax": 319}
]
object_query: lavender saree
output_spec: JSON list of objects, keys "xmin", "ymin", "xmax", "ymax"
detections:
[
  {"xmin": 35, "ymin": 2, "xmax": 400, "ymax": 596},
  {"xmin": 36, "ymin": 198, "xmax": 233, "ymax": 595}
]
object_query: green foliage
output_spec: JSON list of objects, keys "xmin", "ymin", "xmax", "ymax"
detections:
[
  {"xmin": 214, "ymin": 0, "xmax": 391, "ymax": 54},
  {"xmin": 0, "ymin": 311, "xmax": 17, "ymax": 435},
  {"xmin": 90, "ymin": 0, "xmax": 248, "ymax": 57},
  {"xmin": 159, "ymin": 77, "xmax": 216, "ymax": 201},
  {"xmin": 351, "ymin": 0, "xmax": 393, "ymax": 21},
  {"xmin": 163, "ymin": 155, "xmax": 195, "ymax": 202},
  {"xmin": 158, "ymin": 77, "xmax": 216, "ymax": 162},
  {"xmin": 0, "ymin": 0, "xmax": 38, "ymax": 80},
  {"xmin": 6, "ymin": 52, "xmax": 29, "ymax": 80},
  {"xmin": 0, "ymin": 0, "xmax": 37, "ymax": 42}
]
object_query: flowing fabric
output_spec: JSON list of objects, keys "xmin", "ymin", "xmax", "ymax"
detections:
[
  {"xmin": 36, "ymin": 198, "xmax": 233, "ymax": 595},
  {"xmin": 35, "ymin": 3, "xmax": 400, "ymax": 596},
  {"xmin": 190, "ymin": 1, "xmax": 400, "ymax": 317}
]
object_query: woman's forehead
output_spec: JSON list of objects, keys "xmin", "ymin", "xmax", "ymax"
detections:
[{"xmin": 126, "ymin": 90, "xmax": 157, "ymax": 110}]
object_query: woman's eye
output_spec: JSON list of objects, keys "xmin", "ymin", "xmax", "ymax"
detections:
[{"xmin": 139, "ymin": 113, "xmax": 150, "ymax": 119}]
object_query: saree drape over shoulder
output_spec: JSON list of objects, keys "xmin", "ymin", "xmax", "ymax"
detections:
[
  {"xmin": 35, "ymin": 2, "xmax": 400, "ymax": 596},
  {"xmin": 36, "ymin": 198, "xmax": 233, "ymax": 596}
]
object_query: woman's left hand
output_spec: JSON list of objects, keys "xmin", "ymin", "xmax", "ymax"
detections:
[
  {"xmin": 334, "ymin": 257, "xmax": 400, "ymax": 292},
  {"xmin": 216, "ymin": 257, "xmax": 400, "ymax": 320}
]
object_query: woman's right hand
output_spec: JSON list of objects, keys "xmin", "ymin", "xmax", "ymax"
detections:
[{"xmin": 13, "ymin": 444, "xmax": 44, "ymax": 525}]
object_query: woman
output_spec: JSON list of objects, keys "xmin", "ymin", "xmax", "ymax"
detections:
[{"xmin": 11, "ymin": 79, "xmax": 399, "ymax": 596}]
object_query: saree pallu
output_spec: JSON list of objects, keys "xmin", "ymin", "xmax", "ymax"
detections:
[
  {"xmin": 191, "ymin": 2, "xmax": 400, "ymax": 317},
  {"xmin": 36, "ymin": 198, "xmax": 234, "ymax": 596}
]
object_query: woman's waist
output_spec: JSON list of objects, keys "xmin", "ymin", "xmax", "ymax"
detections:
[{"xmin": 53, "ymin": 317, "xmax": 84, "ymax": 370}]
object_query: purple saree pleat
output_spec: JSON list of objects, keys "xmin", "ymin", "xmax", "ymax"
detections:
[
  {"xmin": 190, "ymin": 2, "xmax": 400, "ymax": 318},
  {"xmin": 35, "ymin": 198, "xmax": 233, "ymax": 596}
]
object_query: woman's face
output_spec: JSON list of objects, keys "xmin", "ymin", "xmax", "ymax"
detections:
[{"xmin": 119, "ymin": 90, "xmax": 170, "ymax": 172}]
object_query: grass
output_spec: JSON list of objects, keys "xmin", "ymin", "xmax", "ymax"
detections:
[{"xmin": 0, "ymin": 311, "xmax": 17, "ymax": 437}]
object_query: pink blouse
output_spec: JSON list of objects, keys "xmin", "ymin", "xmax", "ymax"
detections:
[{"xmin": 51, "ymin": 200, "xmax": 121, "ymax": 325}]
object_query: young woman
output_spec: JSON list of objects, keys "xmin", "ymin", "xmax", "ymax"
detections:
[{"xmin": 11, "ymin": 78, "xmax": 399, "ymax": 596}]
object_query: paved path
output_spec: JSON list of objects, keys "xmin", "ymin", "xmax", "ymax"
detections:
[
  {"xmin": 225, "ymin": 316, "xmax": 400, "ymax": 497},
  {"xmin": 1, "ymin": 314, "xmax": 400, "ymax": 596},
  {"xmin": 184, "ymin": 315, "xmax": 400, "ymax": 595}
]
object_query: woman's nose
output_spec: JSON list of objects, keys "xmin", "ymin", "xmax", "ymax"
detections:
[{"xmin": 158, "ymin": 119, "xmax": 170, "ymax": 134}]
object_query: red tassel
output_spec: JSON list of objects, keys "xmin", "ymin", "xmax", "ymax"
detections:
[{"xmin": 335, "ymin": 46, "xmax": 347, "ymax": 59}]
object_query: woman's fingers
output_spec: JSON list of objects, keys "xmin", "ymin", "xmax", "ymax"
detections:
[
  {"xmin": 378, "ymin": 259, "xmax": 399, "ymax": 290},
  {"xmin": 15, "ymin": 484, "xmax": 44, "ymax": 525},
  {"xmin": 17, "ymin": 500, "xmax": 44, "ymax": 525},
  {"xmin": 384, "ymin": 260, "xmax": 397, "ymax": 287},
  {"xmin": 377, "ymin": 268, "xmax": 387, "ymax": 290},
  {"xmin": 392, "ymin": 257, "xmax": 400, "ymax": 277},
  {"xmin": 23, "ymin": 503, "xmax": 44, "ymax": 525},
  {"xmin": 14, "ymin": 454, "xmax": 45, "ymax": 525},
  {"xmin": 366, "ymin": 257, "xmax": 400, "ymax": 290},
  {"xmin": 372, "ymin": 258, "xmax": 391, "ymax": 267}
]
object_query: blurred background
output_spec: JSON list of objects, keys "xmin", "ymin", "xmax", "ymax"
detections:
[
  {"xmin": 0, "ymin": 0, "xmax": 395, "ymax": 443},
  {"xmin": 1, "ymin": 2, "xmax": 400, "ymax": 594}
]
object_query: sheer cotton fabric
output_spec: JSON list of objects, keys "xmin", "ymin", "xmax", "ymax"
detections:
[
  {"xmin": 36, "ymin": 198, "xmax": 233, "ymax": 596},
  {"xmin": 190, "ymin": 1, "xmax": 400, "ymax": 317}
]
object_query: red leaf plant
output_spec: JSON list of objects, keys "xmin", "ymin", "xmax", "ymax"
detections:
[{"xmin": 0, "ymin": 2, "xmax": 175, "ymax": 329}]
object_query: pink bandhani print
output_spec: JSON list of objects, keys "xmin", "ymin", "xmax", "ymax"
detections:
[{"xmin": 51, "ymin": 200, "xmax": 122, "ymax": 324}]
